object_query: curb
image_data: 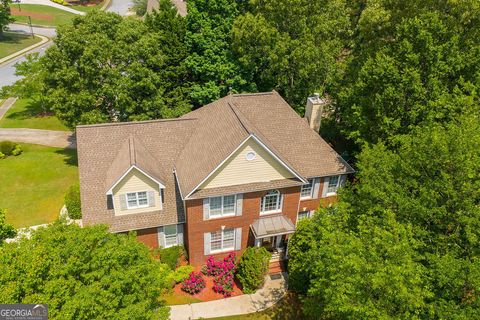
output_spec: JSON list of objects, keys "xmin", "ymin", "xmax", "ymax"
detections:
[
  {"xmin": 0, "ymin": 34, "xmax": 50, "ymax": 66},
  {"xmin": 101, "ymin": 0, "xmax": 112, "ymax": 11}
]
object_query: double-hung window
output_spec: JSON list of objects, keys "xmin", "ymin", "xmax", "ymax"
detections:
[
  {"xmin": 164, "ymin": 225, "xmax": 178, "ymax": 248},
  {"xmin": 297, "ymin": 211, "xmax": 311, "ymax": 222},
  {"xmin": 209, "ymin": 195, "xmax": 236, "ymax": 218},
  {"xmin": 300, "ymin": 179, "xmax": 314, "ymax": 199},
  {"xmin": 126, "ymin": 191, "xmax": 148, "ymax": 209},
  {"xmin": 327, "ymin": 175, "xmax": 341, "ymax": 195},
  {"xmin": 260, "ymin": 190, "xmax": 282, "ymax": 214},
  {"xmin": 210, "ymin": 228, "xmax": 235, "ymax": 253}
]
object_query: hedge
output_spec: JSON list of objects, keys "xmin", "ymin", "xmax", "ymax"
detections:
[
  {"xmin": 236, "ymin": 246, "xmax": 271, "ymax": 293},
  {"xmin": 65, "ymin": 183, "xmax": 81, "ymax": 219}
]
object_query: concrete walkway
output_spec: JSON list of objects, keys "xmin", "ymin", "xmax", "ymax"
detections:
[
  {"xmin": 0, "ymin": 128, "xmax": 76, "ymax": 148},
  {"xmin": 169, "ymin": 273, "xmax": 288, "ymax": 320},
  {"xmin": 19, "ymin": 0, "xmax": 86, "ymax": 15}
]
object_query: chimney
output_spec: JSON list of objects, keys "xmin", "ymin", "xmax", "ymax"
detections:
[{"xmin": 304, "ymin": 93, "xmax": 328, "ymax": 133}]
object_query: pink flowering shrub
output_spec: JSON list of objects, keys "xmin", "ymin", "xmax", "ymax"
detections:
[
  {"xmin": 181, "ymin": 271, "xmax": 206, "ymax": 295},
  {"xmin": 205, "ymin": 253, "xmax": 236, "ymax": 297}
]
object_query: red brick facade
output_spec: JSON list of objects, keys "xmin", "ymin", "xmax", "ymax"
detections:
[
  {"xmin": 136, "ymin": 227, "xmax": 159, "ymax": 248},
  {"xmin": 184, "ymin": 178, "xmax": 337, "ymax": 266}
]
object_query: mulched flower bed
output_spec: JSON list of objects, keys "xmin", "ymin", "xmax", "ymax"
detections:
[{"xmin": 173, "ymin": 267, "xmax": 244, "ymax": 302}]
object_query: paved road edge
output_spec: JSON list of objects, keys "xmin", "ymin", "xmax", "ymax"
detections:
[{"xmin": 0, "ymin": 34, "xmax": 50, "ymax": 66}]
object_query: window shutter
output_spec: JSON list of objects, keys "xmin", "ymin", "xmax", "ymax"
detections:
[
  {"xmin": 119, "ymin": 194, "xmax": 127, "ymax": 210},
  {"xmin": 158, "ymin": 226, "xmax": 165, "ymax": 248},
  {"xmin": 312, "ymin": 178, "xmax": 321, "ymax": 199},
  {"xmin": 107, "ymin": 195, "xmax": 114, "ymax": 210},
  {"xmin": 148, "ymin": 191, "xmax": 155, "ymax": 207},
  {"xmin": 235, "ymin": 194, "xmax": 243, "ymax": 216},
  {"xmin": 339, "ymin": 175, "xmax": 346, "ymax": 188},
  {"xmin": 321, "ymin": 177, "xmax": 330, "ymax": 198},
  {"xmin": 204, "ymin": 233, "xmax": 211, "ymax": 255},
  {"xmin": 279, "ymin": 193, "xmax": 284, "ymax": 211},
  {"xmin": 235, "ymin": 228, "xmax": 242, "ymax": 251},
  {"xmin": 177, "ymin": 224, "xmax": 184, "ymax": 246},
  {"xmin": 203, "ymin": 198, "xmax": 210, "ymax": 220}
]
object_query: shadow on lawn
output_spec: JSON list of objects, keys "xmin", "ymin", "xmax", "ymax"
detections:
[
  {"xmin": 1, "ymin": 32, "xmax": 32, "ymax": 45},
  {"xmin": 55, "ymin": 147, "xmax": 78, "ymax": 167},
  {"xmin": 5, "ymin": 100, "xmax": 52, "ymax": 120}
]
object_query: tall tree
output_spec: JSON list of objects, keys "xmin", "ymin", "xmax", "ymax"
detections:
[
  {"xmin": 289, "ymin": 113, "xmax": 480, "ymax": 319},
  {"xmin": 185, "ymin": 0, "xmax": 254, "ymax": 106},
  {"xmin": 0, "ymin": 0, "xmax": 14, "ymax": 40},
  {"xmin": 14, "ymin": 11, "xmax": 191, "ymax": 129},
  {"xmin": 331, "ymin": 0, "xmax": 480, "ymax": 152},
  {"xmin": 0, "ymin": 221, "xmax": 171, "ymax": 319},
  {"xmin": 232, "ymin": 0, "xmax": 351, "ymax": 113}
]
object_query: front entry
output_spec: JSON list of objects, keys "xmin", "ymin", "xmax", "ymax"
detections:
[{"xmin": 260, "ymin": 235, "xmax": 286, "ymax": 252}]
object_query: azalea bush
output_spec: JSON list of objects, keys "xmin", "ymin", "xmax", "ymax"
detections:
[
  {"xmin": 181, "ymin": 272, "xmax": 205, "ymax": 295},
  {"xmin": 204, "ymin": 253, "xmax": 237, "ymax": 297}
]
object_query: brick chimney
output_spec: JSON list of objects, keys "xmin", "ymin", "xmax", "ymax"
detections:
[{"xmin": 304, "ymin": 93, "xmax": 329, "ymax": 133}]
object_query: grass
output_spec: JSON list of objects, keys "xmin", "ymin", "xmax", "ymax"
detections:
[
  {"xmin": 206, "ymin": 293, "xmax": 303, "ymax": 320},
  {"xmin": 0, "ymin": 99, "xmax": 68, "ymax": 131},
  {"xmin": 0, "ymin": 143, "xmax": 78, "ymax": 228},
  {"xmin": 10, "ymin": 4, "xmax": 77, "ymax": 27},
  {"xmin": 161, "ymin": 291, "xmax": 202, "ymax": 306},
  {"xmin": 0, "ymin": 32, "xmax": 41, "ymax": 59}
]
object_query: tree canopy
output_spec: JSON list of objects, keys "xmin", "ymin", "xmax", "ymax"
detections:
[
  {"xmin": 0, "ymin": 0, "xmax": 14, "ymax": 39},
  {"xmin": 289, "ymin": 114, "xmax": 480, "ymax": 319},
  {"xmin": 0, "ymin": 221, "xmax": 171, "ymax": 319}
]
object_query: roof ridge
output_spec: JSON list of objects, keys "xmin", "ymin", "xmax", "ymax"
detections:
[
  {"xmin": 231, "ymin": 91, "xmax": 276, "ymax": 97},
  {"xmin": 76, "ymin": 117, "xmax": 197, "ymax": 129}
]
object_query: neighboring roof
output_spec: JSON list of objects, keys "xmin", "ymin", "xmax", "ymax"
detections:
[
  {"xmin": 106, "ymin": 137, "xmax": 166, "ymax": 194},
  {"xmin": 250, "ymin": 215, "xmax": 296, "ymax": 238},
  {"xmin": 76, "ymin": 119, "xmax": 196, "ymax": 232},
  {"xmin": 176, "ymin": 91, "xmax": 353, "ymax": 198},
  {"xmin": 188, "ymin": 178, "xmax": 304, "ymax": 200}
]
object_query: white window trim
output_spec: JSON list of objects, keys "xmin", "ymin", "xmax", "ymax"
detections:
[
  {"xmin": 164, "ymin": 224, "xmax": 178, "ymax": 248},
  {"xmin": 300, "ymin": 179, "xmax": 315, "ymax": 199},
  {"xmin": 209, "ymin": 229, "xmax": 235, "ymax": 254},
  {"xmin": 260, "ymin": 190, "xmax": 283, "ymax": 215},
  {"xmin": 296, "ymin": 210, "xmax": 314, "ymax": 224},
  {"xmin": 326, "ymin": 175, "xmax": 341, "ymax": 197},
  {"xmin": 208, "ymin": 194, "xmax": 237, "ymax": 219},
  {"xmin": 126, "ymin": 191, "xmax": 149, "ymax": 209}
]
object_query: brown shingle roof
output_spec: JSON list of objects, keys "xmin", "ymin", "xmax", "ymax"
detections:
[{"xmin": 76, "ymin": 91, "xmax": 353, "ymax": 232}]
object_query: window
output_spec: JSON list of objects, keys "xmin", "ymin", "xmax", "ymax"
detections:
[
  {"xmin": 297, "ymin": 211, "xmax": 311, "ymax": 222},
  {"xmin": 209, "ymin": 195, "xmax": 236, "ymax": 218},
  {"xmin": 327, "ymin": 175, "xmax": 340, "ymax": 194},
  {"xmin": 300, "ymin": 179, "xmax": 314, "ymax": 199},
  {"xmin": 164, "ymin": 225, "xmax": 178, "ymax": 247},
  {"xmin": 210, "ymin": 228, "xmax": 235, "ymax": 252},
  {"xmin": 126, "ymin": 191, "xmax": 148, "ymax": 209},
  {"xmin": 261, "ymin": 190, "xmax": 282, "ymax": 214}
]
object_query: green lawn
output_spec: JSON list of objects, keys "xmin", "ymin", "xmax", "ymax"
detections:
[
  {"xmin": 207, "ymin": 293, "xmax": 303, "ymax": 320},
  {"xmin": 0, "ymin": 143, "xmax": 78, "ymax": 228},
  {"xmin": 10, "ymin": 4, "xmax": 77, "ymax": 27},
  {"xmin": 162, "ymin": 292, "xmax": 202, "ymax": 306},
  {"xmin": 0, "ymin": 99, "xmax": 68, "ymax": 131},
  {"xmin": 0, "ymin": 32, "xmax": 42, "ymax": 59}
]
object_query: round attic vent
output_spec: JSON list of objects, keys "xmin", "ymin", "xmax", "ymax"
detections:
[{"xmin": 246, "ymin": 151, "xmax": 256, "ymax": 161}]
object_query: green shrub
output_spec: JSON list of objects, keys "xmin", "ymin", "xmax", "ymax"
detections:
[
  {"xmin": 0, "ymin": 152, "xmax": 4, "ymax": 160},
  {"xmin": 236, "ymin": 247, "xmax": 271, "ymax": 293},
  {"xmin": 171, "ymin": 265, "xmax": 194, "ymax": 283},
  {"xmin": 132, "ymin": 0, "xmax": 147, "ymax": 16},
  {"xmin": 0, "ymin": 141, "xmax": 16, "ymax": 156},
  {"xmin": 11, "ymin": 146, "xmax": 22, "ymax": 156},
  {"xmin": 159, "ymin": 245, "xmax": 184, "ymax": 270},
  {"xmin": 65, "ymin": 183, "xmax": 81, "ymax": 219}
]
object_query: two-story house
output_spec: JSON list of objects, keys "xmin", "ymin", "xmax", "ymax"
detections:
[{"xmin": 77, "ymin": 91, "xmax": 353, "ymax": 266}]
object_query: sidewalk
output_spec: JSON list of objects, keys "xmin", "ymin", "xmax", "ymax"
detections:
[
  {"xmin": 0, "ymin": 98, "xmax": 17, "ymax": 120},
  {"xmin": 169, "ymin": 273, "xmax": 288, "ymax": 320},
  {"xmin": 19, "ymin": 0, "xmax": 85, "ymax": 15}
]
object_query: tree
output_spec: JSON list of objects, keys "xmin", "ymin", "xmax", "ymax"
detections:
[
  {"xmin": 185, "ymin": 0, "xmax": 254, "ymax": 106},
  {"xmin": 289, "ymin": 114, "xmax": 480, "ymax": 318},
  {"xmin": 0, "ymin": 209, "xmax": 15, "ymax": 244},
  {"xmin": 132, "ymin": 0, "xmax": 148, "ymax": 16},
  {"xmin": 0, "ymin": 221, "xmax": 171, "ymax": 319},
  {"xmin": 16, "ymin": 11, "xmax": 190, "ymax": 129},
  {"xmin": 0, "ymin": 0, "xmax": 14, "ymax": 40},
  {"xmin": 330, "ymin": 1, "xmax": 480, "ymax": 152},
  {"xmin": 232, "ymin": 0, "xmax": 351, "ymax": 113}
]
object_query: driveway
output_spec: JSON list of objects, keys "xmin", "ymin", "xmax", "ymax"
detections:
[
  {"xmin": 106, "ymin": 0, "xmax": 133, "ymax": 16},
  {"xmin": 0, "ymin": 128, "xmax": 76, "ymax": 148}
]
